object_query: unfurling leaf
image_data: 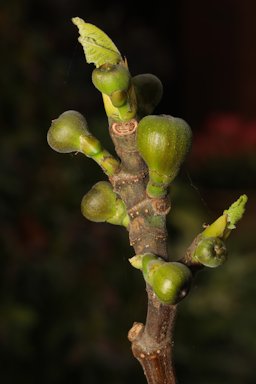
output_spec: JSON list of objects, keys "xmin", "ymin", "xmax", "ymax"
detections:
[
  {"xmin": 202, "ymin": 194, "xmax": 248, "ymax": 240},
  {"xmin": 72, "ymin": 17, "xmax": 122, "ymax": 67},
  {"xmin": 224, "ymin": 194, "xmax": 248, "ymax": 229}
]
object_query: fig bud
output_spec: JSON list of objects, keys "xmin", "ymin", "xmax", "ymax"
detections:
[
  {"xmin": 193, "ymin": 237, "xmax": 227, "ymax": 268},
  {"xmin": 132, "ymin": 74, "xmax": 163, "ymax": 117},
  {"xmin": 152, "ymin": 262, "xmax": 192, "ymax": 305},
  {"xmin": 110, "ymin": 90, "xmax": 128, "ymax": 107},
  {"xmin": 81, "ymin": 181, "xmax": 129, "ymax": 227},
  {"xmin": 136, "ymin": 115, "xmax": 192, "ymax": 198},
  {"xmin": 141, "ymin": 253, "xmax": 163, "ymax": 284},
  {"xmin": 47, "ymin": 110, "xmax": 101, "ymax": 156},
  {"xmin": 92, "ymin": 63, "xmax": 130, "ymax": 96}
]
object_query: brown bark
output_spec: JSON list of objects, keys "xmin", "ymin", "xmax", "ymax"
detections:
[{"xmin": 108, "ymin": 119, "xmax": 177, "ymax": 384}]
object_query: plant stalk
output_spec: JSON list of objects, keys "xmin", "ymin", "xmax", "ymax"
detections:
[{"xmin": 108, "ymin": 119, "xmax": 177, "ymax": 384}]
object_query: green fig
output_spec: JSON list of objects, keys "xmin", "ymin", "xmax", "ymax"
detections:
[
  {"xmin": 152, "ymin": 262, "xmax": 192, "ymax": 305},
  {"xmin": 92, "ymin": 63, "xmax": 130, "ymax": 96},
  {"xmin": 81, "ymin": 181, "xmax": 129, "ymax": 227},
  {"xmin": 132, "ymin": 74, "xmax": 163, "ymax": 117},
  {"xmin": 110, "ymin": 89, "xmax": 128, "ymax": 108},
  {"xmin": 47, "ymin": 110, "xmax": 101, "ymax": 156},
  {"xmin": 102, "ymin": 88, "xmax": 137, "ymax": 121},
  {"xmin": 136, "ymin": 115, "xmax": 192, "ymax": 198},
  {"xmin": 47, "ymin": 110, "xmax": 120, "ymax": 176},
  {"xmin": 92, "ymin": 63, "xmax": 137, "ymax": 121},
  {"xmin": 130, "ymin": 254, "xmax": 192, "ymax": 304},
  {"xmin": 141, "ymin": 253, "xmax": 163, "ymax": 284},
  {"xmin": 193, "ymin": 237, "xmax": 227, "ymax": 268}
]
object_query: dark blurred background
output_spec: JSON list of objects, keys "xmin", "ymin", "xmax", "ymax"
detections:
[{"xmin": 1, "ymin": 0, "xmax": 256, "ymax": 383}]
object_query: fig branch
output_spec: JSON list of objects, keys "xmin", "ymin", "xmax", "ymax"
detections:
[{"xmin": 47, "ymin": 18, "xmax": 248, "ymax": 384}]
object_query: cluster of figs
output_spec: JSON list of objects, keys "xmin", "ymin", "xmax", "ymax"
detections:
[{"xmin": 47, "ymin": 61, "xmax": 228, "ymax": 305}]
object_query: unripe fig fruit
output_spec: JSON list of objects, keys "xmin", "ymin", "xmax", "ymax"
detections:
[
  {"xmin": 193, "ymin": 237, "xmax": 227, "ymax": 268},
  {"xmin": 47, "ymin": 110, "xmax": 101, "ymax": 156},
  {"xmin": 92, "ymin": 63, "xmax": 131, "ymax": 96},
  {"xmin": 142, "ymin": 253, "xmax": 163, "ymax": 284},
  {"xmin": 110, "ymin": 90, "xmax": 128, "ymax": 108},
  {"xmin": 136, "ymin": 115, "xmax": 192, "ymax": 198},
  {"xmin": 132, "ymin": 74, "xmax": 163, "ymax": 117},
  {"xmin": 152, "ymin": 262, "xmax": 192, "ymax": 305},
  {"xmin": 81, "ymin": 181, "xmax": 129, "ymax": 227}
]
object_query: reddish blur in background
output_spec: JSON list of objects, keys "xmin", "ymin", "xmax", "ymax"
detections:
[{"xmin": 1, "ymin": 1, "xmax": 255, "ymax": 383}]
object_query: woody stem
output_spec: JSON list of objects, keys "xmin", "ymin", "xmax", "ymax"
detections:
[{"xmin": 108, "ymin": 118, "xmax": 177, "ymax": 384}]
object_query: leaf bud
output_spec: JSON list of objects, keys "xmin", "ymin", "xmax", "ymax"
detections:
[
  {"xmin": 47, "ymin": 110, "xmax": 101, "ymax": 156},
  {"xmin": 128, "ymin": 254, "xmax": 144, "ymax": 269},
  {"xmin": 202, "ymin": 214, "xmax": 228, "ymax": 239},
  {"xmin": 81, "ymin": 181, "xmax": 129, "ymax": 227},
  {"xmin": 151, "ymin": 262, "xmax": 192, "ymax": 305},
  {"xmin": 136, "ymin": 115, "xmax": 192, "ymax": 198}
]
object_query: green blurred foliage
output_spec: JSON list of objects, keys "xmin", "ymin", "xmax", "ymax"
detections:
[{"xmin": 1, "ymin": 1, "xmax": 256, "ymax": 383}]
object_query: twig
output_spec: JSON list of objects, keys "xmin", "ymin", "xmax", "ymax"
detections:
[{"xmin": 108, "ymin": 119, "xmax": 177, "ymax": 383}]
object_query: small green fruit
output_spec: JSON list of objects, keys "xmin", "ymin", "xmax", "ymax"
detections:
[
  {"xmin": 152, "ymin": 262, "xmax": 192, "ymax": 305},
  {"xmin": 47, "ymin": 110, "xmax": 101, "ymax": 156},
  {"xmin": 92, "ymin": 63, "xmax": 131, "ymax": 96},
  {"xmin": 142, "ymin": 253, "xmax": 163, "ymax": 284},
  {"xmin": 136, "ymin": 115, "xmax": 192, "ymax": 198},
  {"xmin": 110, "ymin": 90, "xmax": 128, "ymax": 107},
  {"xmin": 132, "ymin": 74, "xmax": 163, "ymax": 117},
  {"xmin": 193, "ymin": 237, "xmax": 227, "ymax": 268},
  {"xmin": 81, "ymin": 181, "xmax": 129, "ymax": 227}
]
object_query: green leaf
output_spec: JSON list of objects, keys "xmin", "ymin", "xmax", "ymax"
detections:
[
  {"xmin": 223, "ymin": 194, "xmax": 248, "ymax": 229},
  {"xmin": 72, "ymin": 17, "xmax": 122, "ymax": 67}
]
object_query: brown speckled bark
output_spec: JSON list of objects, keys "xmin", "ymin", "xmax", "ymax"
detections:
[{"xmin": 108, "ymin": 119, "xmax": 177, "ymax": 384}]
